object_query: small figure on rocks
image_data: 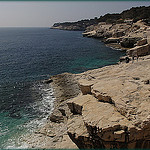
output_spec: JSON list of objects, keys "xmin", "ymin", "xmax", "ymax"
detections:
[
  {"xmin": 125, "ymin": 57, "xmax": 130, "ymax": 63},
  {"xmin": 119, "ymin": 56, "xmax": 130, "ymax": 64},
  {"xmin": 132, "ymin": 50, "xmax": 138, "ymax": 63}
]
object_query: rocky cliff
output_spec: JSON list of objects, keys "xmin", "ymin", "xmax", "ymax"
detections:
[
  {"xmin": 51, "ymin": 19, "xmax": 99, "ymax": 31},
  {"xmin": 51, "ymin": 6, "xmax": 150, "ymax": 31},
  {"xmin": 67, "ymin": 55, "xmax": 150, "ymax": 148},
  {"xmin": 83, "ymin": 20, "xmax": 150, "ymax": 57},
  {"xmin": 22, "ymin": 5, "xmax": 150, "ymax": 149},
  {"xmin": 23, "ymin": 55, "xmax": 150, "ymax": 149},
  {"xmin": 51, "ymin": 6, "xmax": 150, "ymax": 56}
]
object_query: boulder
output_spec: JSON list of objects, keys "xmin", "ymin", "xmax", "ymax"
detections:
[
  {"xmin": 49, "ymin": 109, "xmax": 64, "ymax": 123},
  {"xmin": 121, "ymin": 37, "xmax": 139, "ymax": 48},
  {"xmin": 78, "ymin": 79, "xmax": 93, "ymax": 95},
  {"xmin": 67, "ymin": 95, "xmax": 93, "ymax": 115}
]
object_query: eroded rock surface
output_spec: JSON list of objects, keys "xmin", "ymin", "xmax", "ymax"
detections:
[
  {"xmin": 21, "ymin": 73, "xmax": 80, "ymax": 149},
  {"xmin": 83, "ymin": 20, "xmax": 150, "ymax": 55},
  {"xmin": 127, "ymin": 44, "xmax": 150, "ymax": 57},
  {"xmin": 22, "ymin": 56, "xmax": 150, "ymax": 149},
  {"xmin": 67, "ymin": 55, "xmax": 150, "ymax": 148}
]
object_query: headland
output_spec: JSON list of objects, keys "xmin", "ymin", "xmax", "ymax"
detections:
[{"xmin": 23, "ymin": 6, "xmax": 150, "ymax": 149}]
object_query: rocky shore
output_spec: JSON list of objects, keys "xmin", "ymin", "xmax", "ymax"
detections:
[
  {"xmin": 52, "ymin": 20, "xmax": 150, "ymax": 60},
  {"xmin": 83, "ymin": 20, "xmax": 150, "ymax": 56},
  {"xmin": 51, "ymin": 6, "xmax": 150, "ymax": 57},
  {"xmin": 51, "ymin": 19, "xmax": 98, "ymax": 31},
  {"xmin": 22, "ymin": 73, "xmax": 80, "ymax": 149},
  {"xmin": 23, "ymin": 6, "xmax": 150, "ymax": 149},
  {"xmin": 22, "ymin": 53, "xmax": 150, "ymax": 149}
]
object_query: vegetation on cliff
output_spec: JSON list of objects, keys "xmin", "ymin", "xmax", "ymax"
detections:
[
  {"xmin": 98, "ymin": 6, "xmax": 150, "ymax": 24},
  {"xmin": 52, "ymin": 19, "xmax": 99, "ymax": 31},
  {"xmin": 121, "ymin": 6, "xmax": 150, "ymax": 23},
  {"xmin": 51, "ymin": 6, "xmax": 150, "ymax": 30}
]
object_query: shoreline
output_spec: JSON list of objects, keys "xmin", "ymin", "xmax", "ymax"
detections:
[
  {"xmin": 8, "ymin": 5, "xmax": 150, "ymax": 149},
  {"xmin": 22, "ymin": 22, "xmax": 150, "ymax": 148},
  {"xmin": 14, "ymin": 28, "xmax": 126, "ymax": 149},
  {"xmin": 21, "ymin": 54, "xmax": 150, "ymax": 149},
  {"xmin": 21, "ymin": 73, "xmax": 81, "ymax": 149},
  {"xmin": 21, "ymin": 47, "xmax": 124, "ymax": 149}
]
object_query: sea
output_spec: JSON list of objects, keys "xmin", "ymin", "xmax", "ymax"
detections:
[{"xmin": 0, "ymin": 27, "xmax": 125, "ymax": 148}]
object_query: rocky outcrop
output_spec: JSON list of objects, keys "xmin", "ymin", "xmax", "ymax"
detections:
[
  {"xmin": 23, "ymin": 55, "xmax": 150, "ymax": 149},
  {"xmin": 82, "ymin": 19, "xmax": 150, "ymax": 59},
  {"xmin": 83, "ymin": 20, "xmax": 150, "ymax": 54},
  {"xmin": 82, "ymin": 23, "xmax": 113, "ymax": 38},
  {"xmin": 51, "ymin": 19, "xmax": 98, "ymax": 31},
  {"xmin": 51, "ymin": 25, "xmax": 84, "ymax": 31},
  {"xmin": 66, "ymin": 55, "xmax": 150, "ymax": 149},
  {"xmin": 51, "ymin": 7, "xmax": 150, "ymax": 59},
  {"xmin": 51, "ymin": 6, "xmax": 150, "ymax": 32},
  {"xmin": 51, "ymin": 73, "xmax": 81, "ymax": 103},
  {"xmin": 22, "ymin": 73, "xmax": 81, "ymax": 149},
  {"xmin": 120, "ymin": 37, "xmax": 140, "ymax": 48},
  {"xmin": 67, "ymin": 95, "xmax": 134, "ymax": 148}
]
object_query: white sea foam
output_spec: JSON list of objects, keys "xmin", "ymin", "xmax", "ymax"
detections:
[
  {"xmin": 5, "ymin": 81, "xmax": 55, "ymax": 149},
  {"xmin": 24, "ymin": 82, "xmax": 55, "ymax": 131}
]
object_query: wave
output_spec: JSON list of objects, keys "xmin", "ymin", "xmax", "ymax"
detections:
[{"xmin": 4, "ymin": 81, "xmax": 55, "ymax": 149}]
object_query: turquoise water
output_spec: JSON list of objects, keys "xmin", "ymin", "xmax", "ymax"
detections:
[{"xmin": 0, "ymin": 28, "xmax": 125, "ymax": 148}]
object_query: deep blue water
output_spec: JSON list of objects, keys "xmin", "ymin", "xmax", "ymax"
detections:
[{"xmin": 0, "ymin": 28, "xmax": 125, "ymax": 148}]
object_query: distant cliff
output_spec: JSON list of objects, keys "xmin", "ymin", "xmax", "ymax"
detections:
[
  {"xmin": 51, "ymin": 6, "xmax": 150, "ymax": 31},
  {"xmin": 97, "ymin": 6, "xmax": 150, "ymax": 24},
  {"xmin": 51, "ymin": 19, "xmax": 99, "ymax": 31}
]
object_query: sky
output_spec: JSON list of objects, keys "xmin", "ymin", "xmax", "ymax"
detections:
[{"xmin": 0, "ymin": 1, "xmax": 149, "ymax": 27}]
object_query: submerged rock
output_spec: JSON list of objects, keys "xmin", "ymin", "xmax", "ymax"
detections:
[{"xmin": 9, "ymin": 112, "xmax": 22, "ymax": 119}]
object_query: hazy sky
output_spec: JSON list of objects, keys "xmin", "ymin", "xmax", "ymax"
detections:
[{"xmin": 0, "ymin": 1, "xmax": 149, "ymax": 27}]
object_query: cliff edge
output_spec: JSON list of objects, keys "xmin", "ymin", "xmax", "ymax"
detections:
[
  {"xmin": 23, "ymin": 6, "xmax": 150, "ymax": 149},
  {"xmin": 23, "ymin": 55, "xmax": 150, "ymax": 149},
  {"xmin": 67, "ymin": 55, "xmax": 150, "ymax": 148}
]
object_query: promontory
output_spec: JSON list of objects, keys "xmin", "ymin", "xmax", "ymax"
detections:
[{"xmin": 23, "ymin": 6, "xmax": 150, "ymax": 149}]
